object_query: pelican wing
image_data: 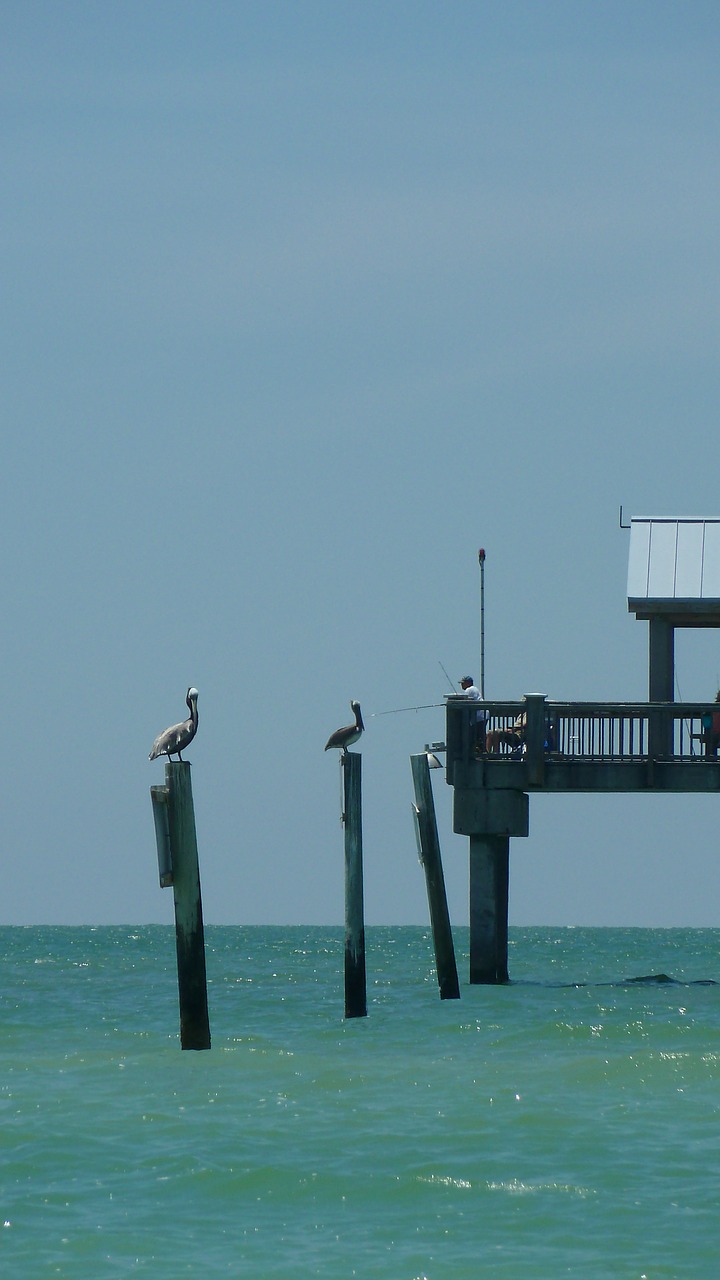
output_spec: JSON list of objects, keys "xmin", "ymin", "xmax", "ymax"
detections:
[{"xmin": 149, "ymin": 717, "xmax": 195, "ymax": 760}]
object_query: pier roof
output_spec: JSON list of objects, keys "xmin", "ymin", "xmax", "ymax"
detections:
[{"xmin": 627, "ymin": 517, "xmax": 720, "ymax": 624}]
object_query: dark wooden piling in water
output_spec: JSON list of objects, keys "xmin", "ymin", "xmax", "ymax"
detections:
[
  {"xmin": 342, "ymin": 751, "xmax": 367, "ymax": 1019},
  {"xmin": 411, "ymin": 753, "xmax": 460, "ymax": 1000},
  {"xmin": 151, "ymin": 761, "xmax": 211, "ymax": 1050}
]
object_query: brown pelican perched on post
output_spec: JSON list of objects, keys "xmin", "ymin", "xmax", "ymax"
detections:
[
  {"xmin": 149, "ymin": 688, "xmax": 199, "ymax": 762},
  {"xmin": 324, "ymin": 700, "xmax": 364, "ymax": 755}
]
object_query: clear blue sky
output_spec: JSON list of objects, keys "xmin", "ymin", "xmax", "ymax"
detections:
[{"xmin": 3, "ymin": 1, "xmax": 720, "ymax": 926}]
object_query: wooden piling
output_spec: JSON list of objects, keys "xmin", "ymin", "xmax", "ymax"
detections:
[
  {"xmin": 469, "ymin": 834, "xmax": 509, "ymax": 984},
  {"xmin": 411, "ymin": 754, "xmax": 460, "ymax": 1000},
  {"xmin": 163, "ymin": 761, "xmax": 211, "ymax": 1049},
  {"xmin": 342, "ymin": 751, "xmax": 367, "ymax": 1019}
]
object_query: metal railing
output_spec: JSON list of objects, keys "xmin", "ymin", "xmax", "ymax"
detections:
[{"xmin": 445, "ymin": 696, "xmax": 720, "ymax": 773}]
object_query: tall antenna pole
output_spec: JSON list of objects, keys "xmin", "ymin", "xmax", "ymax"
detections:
[{"xmin": 478, "ymin": 548, "xmax": 486, "ymax": 698}]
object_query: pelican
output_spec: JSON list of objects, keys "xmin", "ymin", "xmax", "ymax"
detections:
[
  {"xmin": 324, "ymin": 700, "xmax": 364, "ymax": 755},
  {"xmin": 149, "ymin": 688, "xmax": 199, "ymax": 762}
]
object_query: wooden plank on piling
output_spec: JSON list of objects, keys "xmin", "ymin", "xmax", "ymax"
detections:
[
  {"xmin": 343, "ymin": 751, "xmax": 367, "ymax": 1019},
  {"xmin": 411, "ymin": 754, "xmax": 460, "ymax": 1000},
  {"xmin": 165, "ymin": 761, "xmax": 211, "ymax": 1050},
  {"xmin": 150, "ymin": 785, "xmax": 173, "ymax": 887}
]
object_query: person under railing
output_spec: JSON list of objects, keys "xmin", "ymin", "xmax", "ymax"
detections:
[
  {"xmin": 485, "ymin": 711, "xmax": 526, "ymax": 756},
  {"xmin": 701, "ymin": 691, "xmax": 720, "ymax": 759}
]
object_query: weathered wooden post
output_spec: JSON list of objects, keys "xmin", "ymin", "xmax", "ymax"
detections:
[
  {"xmin": 411, "ymin": 753, "xmax": 460, "ymax": 999},
  {"xmin": 150, "ymin": 761, "xmax": 211, "ymax": 1050},
  {"xmin": 342, "ymin": 751, "xmax": 367, "ymax": 1019}
]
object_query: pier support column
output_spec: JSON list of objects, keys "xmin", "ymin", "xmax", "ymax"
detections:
[
  {"xmin": 648, "ymin": 617, "xmax": 675, "ymax": 756},
  {"xmin": 452, "ymin": 790, "xmax": 525, "ymax": 985},
  {"xmin": 469, "ymin": 834, "xmax": 509, "ymax": 984},
  {"xmin": 648, "ymin": 617, "xmax": 675, "ymax": 702}
]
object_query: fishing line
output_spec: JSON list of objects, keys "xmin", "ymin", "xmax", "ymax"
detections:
[
  {"xmin": 370, "ymin": 703, "xmax": 444, "ymax": 718},
  {"xmin": 371, "ymin": 663, "xmax": 456, "ymax": 717}
]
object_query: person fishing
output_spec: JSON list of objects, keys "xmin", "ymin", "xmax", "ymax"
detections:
[{"xmin": 447, "ymin": 675, "xmax": 486, "ymax": 754}]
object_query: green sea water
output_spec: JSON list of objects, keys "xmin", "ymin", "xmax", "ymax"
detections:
[{"xmin": 1, "ymin": 925, "xmax": 719, "ymax": 1278}]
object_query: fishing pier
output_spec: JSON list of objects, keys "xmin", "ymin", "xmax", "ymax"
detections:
[{"xmin": 442, "ymin": 517, "xmax": 720, "ymax": 983}]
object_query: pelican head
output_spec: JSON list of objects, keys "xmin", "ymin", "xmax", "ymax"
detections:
[{"xmin": 187, "ymin": 687, "xmax": 199, "ymax": 702}]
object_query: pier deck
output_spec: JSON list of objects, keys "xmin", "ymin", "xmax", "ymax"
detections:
[{"xmin": 446, "ymin": 697, "xmax": 720, "ymax": 795}]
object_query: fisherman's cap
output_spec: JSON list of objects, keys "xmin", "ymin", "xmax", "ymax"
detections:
[{"xmin": 459, "ymin": 676, "xmax": 474, "ymax": 684}]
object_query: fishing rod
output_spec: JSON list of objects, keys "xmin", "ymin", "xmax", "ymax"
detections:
[
  {"xmin": 370, "ymin": 703, "xmax": 444, "ymax": 718},
  {"xmin": 372, "ymin": 661, "xmax": 458, "ymax": 716},
  {"xmin": 439, "ymin": 660, "xmax": 455, "ymax": 692},
  {"xmin": 479, "ymin": 547, "xmax": 486, "ymax": 698}
]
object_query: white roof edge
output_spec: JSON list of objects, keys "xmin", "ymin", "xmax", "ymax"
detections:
[{"xmin": 627, "ymin": 518, "xmax": 720, "ymax": 605}]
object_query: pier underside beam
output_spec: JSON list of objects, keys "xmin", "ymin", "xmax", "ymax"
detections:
[{"xmin": 469, "ymin": 835, "xmax": 509, "ymax": 984}]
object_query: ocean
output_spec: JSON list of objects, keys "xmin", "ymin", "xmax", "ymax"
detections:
[{"xmin": 1, "ymin": 925, "xmax": 718, "ymax": 1278}]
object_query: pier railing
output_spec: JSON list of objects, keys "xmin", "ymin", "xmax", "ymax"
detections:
[{"xmin": 445, "ymin": 696, "xmax": 720, "ymax": 788}]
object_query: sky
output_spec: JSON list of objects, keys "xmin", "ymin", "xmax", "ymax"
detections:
[{"xmin": 3, "ymin": 0, "xmax": 720, "ymax": 928}]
